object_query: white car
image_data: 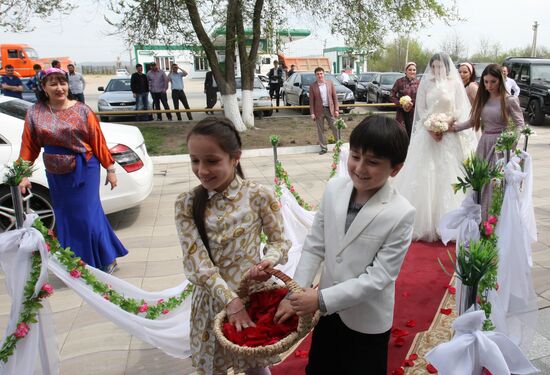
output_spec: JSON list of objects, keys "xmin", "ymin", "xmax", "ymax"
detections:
[
  {"xmin": 218, "ymin": 76, "xmax": 273, "ymax": 117},
  {"xmin": 0, "ymin": 96, "xmax": 154, "ymax": 232}
]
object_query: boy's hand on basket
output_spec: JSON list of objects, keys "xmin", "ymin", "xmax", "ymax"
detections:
[
  {"xmin": 227, "ymin": 298, "xmax": 256, "ymax": 332},
  {"xmin": 289, "ymin": 288, "xmax": 319, "ymax": 316},
  {"xmin": 273, "ymin": 299, "xmax": 296, "ymax": 324},
  {"xmin": 248, "ymin": 260, "xmax": 273, "ymax": 282}
]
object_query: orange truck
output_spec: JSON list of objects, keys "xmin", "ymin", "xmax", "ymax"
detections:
[{"xmin": 0, "ymin": 44, "xmax": 73, "ymax": 77}]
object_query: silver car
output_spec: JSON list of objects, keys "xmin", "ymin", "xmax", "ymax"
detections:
[
  {"xmin": 97, "ymin": 77, "xmax": 152, "ymax": 122},
  {"xmin": 218, "ymin": 76, "xmax": 273, "ymax": 117}
]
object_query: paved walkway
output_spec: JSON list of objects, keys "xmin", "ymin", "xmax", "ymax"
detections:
[{"xmin": 1, "ymin": 128, "xmax": 550, "ymax": 374}]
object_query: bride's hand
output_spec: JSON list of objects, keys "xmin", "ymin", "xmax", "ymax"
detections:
[{"xmin": 429, "ymin": 130, "xmax": 443, "ymax": 142}]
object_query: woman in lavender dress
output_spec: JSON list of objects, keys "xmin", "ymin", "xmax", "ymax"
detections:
[{"xmin": 451, "ymin": 64, "xmax": 525, "ymax": 219}]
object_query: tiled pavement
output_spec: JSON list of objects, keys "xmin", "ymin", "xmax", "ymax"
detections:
[{"xmin": 1, "ymin": 126, "xmax": 550, "ymax": 374}]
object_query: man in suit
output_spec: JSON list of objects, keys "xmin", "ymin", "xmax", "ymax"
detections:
[
  {"xmin": 204, "ymin": 70, "xmax": 217, "ymax": 115},
  {"xmin": 309, "ymin": 67, "xmax": 339, "ymax": 154},
  {"xmin": 275, "ymin": 116, "xmax": 415, "ymax": 375}
]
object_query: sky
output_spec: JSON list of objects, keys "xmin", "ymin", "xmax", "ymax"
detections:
[{"xmin": 2, "ymin": 0, "xmax": 549, "ymax": 63}]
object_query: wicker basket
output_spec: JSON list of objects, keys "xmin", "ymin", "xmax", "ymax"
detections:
[{"xmin": 213, "ymin": 268, "xmax": 319, "ymax": 358}]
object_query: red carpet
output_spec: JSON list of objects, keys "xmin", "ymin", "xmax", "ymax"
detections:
[{"xmin": 270, "ymin": 241, "xmax": 455, "ymax": 375}]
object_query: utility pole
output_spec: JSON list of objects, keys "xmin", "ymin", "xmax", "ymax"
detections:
[{"xmin": 531, "ymin": 21, "xmax": 539, "ymax": 57}]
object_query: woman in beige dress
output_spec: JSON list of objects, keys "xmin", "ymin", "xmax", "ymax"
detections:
[
  {"xmin": 458, "ymin": 62, "xmax": 479, "ymax": 105},
  {"xmin": 175, "ymin": 117, "xmax": 290, "ymax": 374}
]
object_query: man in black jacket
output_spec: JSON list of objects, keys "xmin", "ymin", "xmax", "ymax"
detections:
[
  {"xmin": 130, "ymin": 64, "xmax": 150, "ymax": 121},
  {"xmin": 204, "ymin": 70, "xmax": 218, "ymax": 115},
  {"xmin": 268, "ymin": 60, "xmax": 284, "ymax": 111}
]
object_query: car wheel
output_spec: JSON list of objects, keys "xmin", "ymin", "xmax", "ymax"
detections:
[
  {"xmin": 263, "ymin": 110, "xmax": 273, "ymax": 117},
  {"xmin": 527, "ymin": 99, "xmax": 545, "ymax": 125},
  {"xmin": 0, "ymin": 185, "xmax": 55, "ymax": 232},
  {"xmin": 100, "ymin": 116, "xmax": 109, "ymax": 122},
  {"xmin": 300, "ymin": 97, "xmax": 310, "ymax": 115}
]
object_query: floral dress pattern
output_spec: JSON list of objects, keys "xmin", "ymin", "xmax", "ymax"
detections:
[{"xmin": 175, "ymin": 176, "xmax": 290, "ymax": 374}]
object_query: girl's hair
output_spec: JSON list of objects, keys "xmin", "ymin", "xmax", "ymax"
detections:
[
  {"xmin": 459, "ymin": 62, "xmax": 477, "ymax": 85},
  {"xmin": 349, "ymin": 115, "xmax": 409, "ymax": 166},
  {"xmin": 470, "ymin": 64, "xmax": 508, "ymax": 132},
  {"xmin": 37, "ymin": 72, "xmax": 70, "ymax": 103},
  {"xmin": 187, "ymin": 117, "xmax": 244, "ymax": 257}
]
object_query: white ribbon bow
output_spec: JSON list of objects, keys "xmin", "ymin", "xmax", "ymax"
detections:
[
  {"xmin": 425, "ymin": 310, "xmax": 538, "ymax": 375},
  {"xmin": 439, "ymin": 192, "xmax": 481, "ymax": 246}
]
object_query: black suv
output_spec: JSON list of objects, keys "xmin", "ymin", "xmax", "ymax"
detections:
[{"xmin": 503, "ymin": 57, "xmax": 550, "ymax": 125}]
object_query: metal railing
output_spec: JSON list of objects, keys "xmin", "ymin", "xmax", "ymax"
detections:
[{"xmin": 94, "ymin": 103, "xmax": 398, "ymax": 118}]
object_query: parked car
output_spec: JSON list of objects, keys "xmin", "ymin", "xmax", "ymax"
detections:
[
  {"xmin": 503, "ymin": 57, "xmax": 550, "ymax": 125},
  {"xmin": 218, "ymin": 76, "xmax": 273, "ymax": 117},
  {"xmin": 366, "ymin": 72, "xmax": 404, "ymax": 107},
  {"xmin": 98, "ymin": 77, "xmax": 152, "ymax": 122},
  {"xmin": 0, "ymin": 96, "xmax": 154, "ymax": 231},
  {"xmin": 335, "ymin": 73, "xmax": 358, "ymax": 96},
  {"xmin": 258, "ymin": 74, "xmax": 270, "ymax": 91},
  {"xmin": 281, "ymin": 72, "xmax": 355, "ymax": 114},
  {"xmin": 20, "ymin": 78, "xmax": 38, "ymax": 103},
  {"xmin": 355, "ymin": 72, "xmax": 379, "ymax": 102}
]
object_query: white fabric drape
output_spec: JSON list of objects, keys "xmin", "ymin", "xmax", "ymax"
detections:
[
  {"xmin": 0, "ymin": 214, "xmax": 58, "ymax": 375},
  {"xmin": 438, "ymin": 193, "xmax": 481, "ymax": 315},
  {"xmin": 425, "ymin": 310, "xmax": 538, "ymax": 375},
  {"xmin": 491, "ymin": 156, "xmax": 538, "ymax": 350},
  {"xmin": 335, "ymin": 143, "xmax": 349, "ymax": 179},
  {"xmin": 274, "ymin": 186, "xmax": 315, "ymax": 278}
]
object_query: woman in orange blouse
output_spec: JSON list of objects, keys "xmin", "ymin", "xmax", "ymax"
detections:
[{"xmin": 19, "ymin": 68, "xmax": 127, "ymax": 273}]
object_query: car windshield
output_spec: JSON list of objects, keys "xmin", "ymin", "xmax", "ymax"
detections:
[
  {"xmin": 301, "ymin": 74, "xmax": 316, "ymax": 86},
  {"xmin": 359, "ymin": 73, "xmax": 376, "ymax": 82},
  {"xmin": 0, "ymin": 98, "xmax": 32, "ymax": 120},
  {"xmin": 106, "ymin": 79, "xmax": 131, "ymax": 92},
  {"xmin": 235, "ymin": 77, "xmax": 265, "ymax": 90},
  {"xmin": 531, "ymin": 65, "xmax": 550, "ymax": 81},
  {"xmin": 380, "ymin": 74, "xmax": 403, "ymax": 85}
]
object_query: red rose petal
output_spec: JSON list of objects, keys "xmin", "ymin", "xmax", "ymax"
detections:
[
  {"xmin": 426, "ymin": 363, "xmax": 438, "ymax": 373},
  {"xmin": 408, "ymin": 353, "xmax": 419, "ymax": 360},
  {"xmin": 403, "ymin": 359, "xmax": 415, "ymax": 367},
  {"xmin": 440, "ymin": 308, "xmax": 452, "ymax": 315},
  {"xmin": 392, "ymin": 368, "xmax": 405, "ymax": 375},
  {"xmin": 391, "ymin": 328, "xmax": 409, "ymax": 337},
  {"xmin": 405, "ymin": 320, "xmax": 417, "ymax": 328},
  {"xmin": 448, "ymin": 286, "xmax": 456, "ymax": 295},
  {"xmin": 482, "ymin": 369, "xmax": 493, "ymax": 375},
  {"xmin": 394, "ymin": 337, "xmax": 406, "ymax": 347}
]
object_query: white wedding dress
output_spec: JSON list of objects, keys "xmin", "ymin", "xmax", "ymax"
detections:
[{"xmin": 393, "ymin": 72, "xmax": 478, "ymax": 242}]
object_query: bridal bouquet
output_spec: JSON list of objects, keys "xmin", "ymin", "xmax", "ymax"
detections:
[
  {"xmin": 424, "ymin": 113, "xmax": 451, "ymax": 133},
  {"xmin": 399, "ymin": 95, "xmax": 412, "ymax": 107}
]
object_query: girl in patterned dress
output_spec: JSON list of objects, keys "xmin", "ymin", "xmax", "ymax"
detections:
[{"xmin": 175, "ymin": 117, "xmax": 290, "ymax": 375}]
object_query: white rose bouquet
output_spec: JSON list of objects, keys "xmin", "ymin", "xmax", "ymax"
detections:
[
  {"xmin": 399, "ymin": 95, "xmax": 412, "ymax": 107},
  {"xmin": 424, "ymin": 113, "xmax": 451, "ymax": 133}
]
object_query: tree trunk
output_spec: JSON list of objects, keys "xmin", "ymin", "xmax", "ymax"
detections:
[
  {"xmin": 222, "ymin": 94, "xmax": 247, "ymax": 132},
  {"xmin": 241, "ymin": 90, "xmax": 255, "ymax": 129}
]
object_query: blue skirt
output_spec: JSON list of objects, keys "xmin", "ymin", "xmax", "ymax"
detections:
[{"xmin": 45, "ymin": 147, "xmax": 128, "ymax": 269}]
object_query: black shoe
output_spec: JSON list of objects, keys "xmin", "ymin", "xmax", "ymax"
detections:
[{"xmin": 319, "ymin": 149, "xmax": 327, "ymax": 155}]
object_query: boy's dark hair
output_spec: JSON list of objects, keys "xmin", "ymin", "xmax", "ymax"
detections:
[
  {"xmin": 314, "ymin": 66, "xmax": 324, "ymax": 74},
  {"xmin": 5, "ymin": 64, "xmax": 14, "ymax": 70},
  {"xmin": 135, "ymin": 63, "xmax": 142, "ymax": 68},
  {"xmin": 33, "ymin": 64, "xmax": 41, "ymax": 70},
  {"xmin": 349, "ymin": 115, "xmax": 409, "ymax": 166}
]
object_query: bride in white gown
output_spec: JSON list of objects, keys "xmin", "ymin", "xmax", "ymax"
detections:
[{"xmin": 393, "ymin": 53, "xmax": 478, "ymax": 242}]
